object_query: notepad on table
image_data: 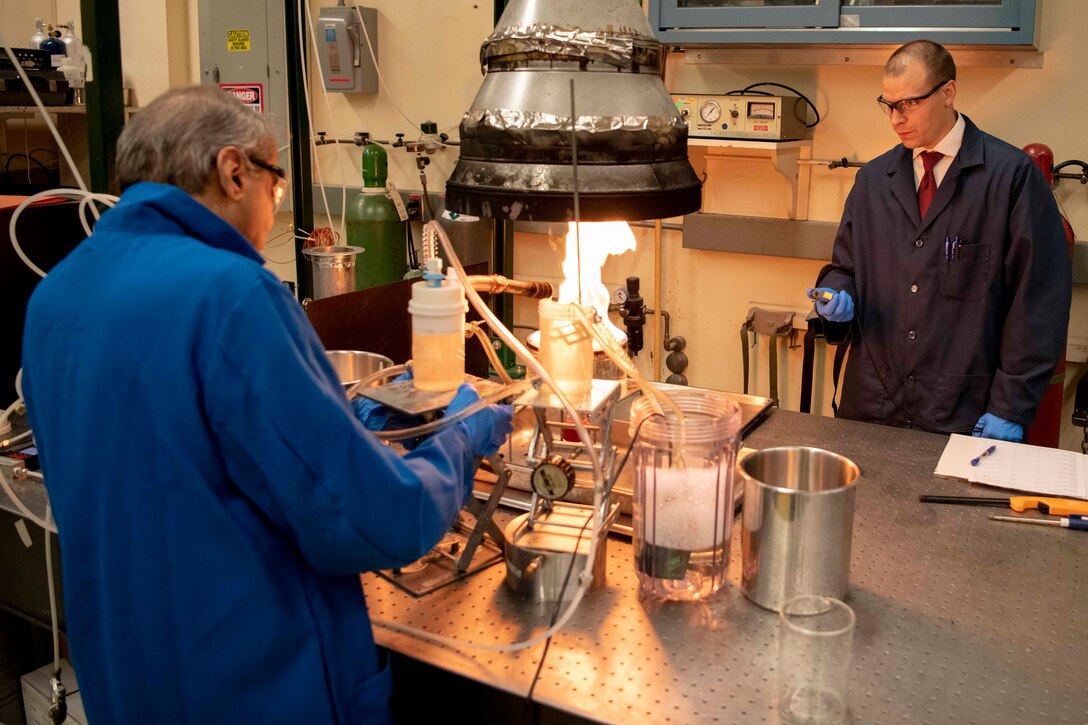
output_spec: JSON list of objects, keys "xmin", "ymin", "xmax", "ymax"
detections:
[{"xmin": 934, "ymin": 434, "xmax": 1088, "ymax": 500}]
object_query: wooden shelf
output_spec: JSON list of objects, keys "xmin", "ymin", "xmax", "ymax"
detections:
[
  {"xmin": 0, "ymin": 105, "xmax": 137, "ymax": 116},
  {"xmin": 688, "ymin": 138, "xmax": 814, "ymax": 220}
]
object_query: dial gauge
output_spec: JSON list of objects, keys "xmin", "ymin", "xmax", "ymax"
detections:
[
  {"xmin": 699, "ymin": 100, "xmax": 722, "ymax": 123},
  {"xmin": 530, "ymin": 455, "xmax": 576, "ymax": 501}
]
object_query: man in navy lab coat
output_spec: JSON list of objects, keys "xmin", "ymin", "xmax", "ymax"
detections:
[
  {"xmin": 810, "ymin": 40, "xmax": 1071, "ymax": 441},
  {"xmin": 22, "ymin": 86, "xmax": 512, "ymax": 723}
]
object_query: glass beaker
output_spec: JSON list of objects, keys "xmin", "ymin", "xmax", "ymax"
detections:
[
  {"xmin": 629, "ymin": 388, "xmax": 742, "ymax": 602},
  {"xmin": 778, "ymin": 595, "xmax": 855, "ymax": 724},
  {"xmin": 537, "ymin": 299, "xmax": 593, "ymax": 397}
]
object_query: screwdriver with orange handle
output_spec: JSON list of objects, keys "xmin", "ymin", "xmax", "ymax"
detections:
[{"xmin": 919, "ymin": 495, "xmax": 1088, "ymax": 516}]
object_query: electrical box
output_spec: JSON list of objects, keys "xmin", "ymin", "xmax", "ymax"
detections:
[
  {"xmin": 673, "ymin": 93, "xmax": 808, "ymax": 141},
  {"xmin": 197, "ymin": 0, "xmax": 289, "ymax": 179},
  {"xmin": 316, "ymin": 6, "xmax": 378, "ymax": 94}
]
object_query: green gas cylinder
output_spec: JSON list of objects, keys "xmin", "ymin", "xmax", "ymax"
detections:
[{"xmin": 346, "ymin": 143, "xmax": 407, "ymax": 289}]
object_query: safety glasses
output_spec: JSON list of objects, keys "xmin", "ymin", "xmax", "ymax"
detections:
[
  {"xmin": 247, "ymin": 156, "xmax": 289, "ymax": 211},
  {"xmin": 876, "ymin": 80, "xmax": 950, "ymax": 116}
]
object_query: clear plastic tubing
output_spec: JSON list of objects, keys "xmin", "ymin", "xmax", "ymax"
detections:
[{"xmin": 629, "ymin": 388, "xmax": 742, "ymax": 603}]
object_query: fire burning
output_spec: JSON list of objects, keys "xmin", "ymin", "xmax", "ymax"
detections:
[{"xmin": 556, "ymin": 222, "xmax": 635, "ymax": 341}]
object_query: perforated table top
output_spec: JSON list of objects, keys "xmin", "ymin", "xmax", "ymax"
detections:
[{"xmin": 365, "ymin": 410, "xmax": 1088, "ymax": 724}]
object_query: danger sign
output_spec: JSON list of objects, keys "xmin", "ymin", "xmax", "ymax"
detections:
[{"xmin": 220, "ymin": 83, "xmax": 264, "ymax": 113}]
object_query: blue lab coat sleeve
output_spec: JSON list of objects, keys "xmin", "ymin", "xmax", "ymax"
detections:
[
  {"xmin": 204, "ymin": 273, "xmax": 478, "ymax": 575},
  {"xmin": 986, "ymin": 162, "xmax": 1071, "ymax": 424}
]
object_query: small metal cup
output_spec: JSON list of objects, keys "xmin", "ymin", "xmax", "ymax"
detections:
[
  {"xmin": 324, "ymin": 351, "xmax": 394, "ymax": 390},
  {"xmin": 738, "ymin": 447, "xmax": 860, "ymax": 612},
  {"xmin": 303, "ymin": 246, "xmax": 361, "ymax": 299}
]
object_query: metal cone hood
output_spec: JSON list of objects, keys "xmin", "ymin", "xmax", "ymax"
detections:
[{"xmin": 444, "ymin": 0, "xmax": 702, "ymax": 222}]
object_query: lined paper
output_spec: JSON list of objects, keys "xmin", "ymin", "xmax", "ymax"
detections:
[{"xmin": 934, "ymin": 434, "xmax": 1088, "ymax": 499}]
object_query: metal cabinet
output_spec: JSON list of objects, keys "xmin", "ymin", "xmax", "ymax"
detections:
[{"xmin": 649, "ymin": 0, "xmax": 1038, "ymax": 46}]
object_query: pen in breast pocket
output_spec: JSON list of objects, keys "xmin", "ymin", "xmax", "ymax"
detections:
[{"xmin": 945, "ymin": 237, "xmax": 951, "ymax": 261}]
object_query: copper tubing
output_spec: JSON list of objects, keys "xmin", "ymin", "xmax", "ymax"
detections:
[{"xmin": 466, "ymin": 275, "xmax": 553, "ymax": 299}]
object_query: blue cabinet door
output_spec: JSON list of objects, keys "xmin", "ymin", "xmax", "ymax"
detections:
[
  {"xmin": 649, "ymin": 0, "xmax": 1037, "ymax": 45},
  {"xmin": 657, "ymin": 1, "xmax": 839, "ymax": 30}
]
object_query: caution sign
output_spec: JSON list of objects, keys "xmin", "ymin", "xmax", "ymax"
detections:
[
  {"xmin": 220, "ymin": 83, "xmax": 264, "ymax": 113},
  {"xmin": 226, "ymin": 29, "xmax": 251, "ymax": 52}
]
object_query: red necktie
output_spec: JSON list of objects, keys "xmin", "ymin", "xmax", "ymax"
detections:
[{"xmin": 917, "ymin": 151, "xmax": 943, "ymax": 219}]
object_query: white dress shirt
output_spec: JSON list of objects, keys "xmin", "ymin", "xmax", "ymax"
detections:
[{"xmin": 913, "ymin": 112, "xmax": 965, "ymax": 190}]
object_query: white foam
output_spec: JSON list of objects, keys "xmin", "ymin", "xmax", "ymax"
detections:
[{"xmin": 641, "ymin": 465, "xmax": 731, "ymax": 550}]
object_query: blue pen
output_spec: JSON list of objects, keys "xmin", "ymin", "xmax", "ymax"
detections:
[
  {"xmin": 952, "ymin": 236, "xmax": 961, "ymax": 260},
  {"xmin": 944, "ymin": 237, "xmax": 951, "ymax": 261},
  {"xmin": 971, "ymin": 444, "xmax": 997, "ymax": 466},
  {"xmin": 990, "ymin": 514, "xmax": 1088, "ymax": 531}
]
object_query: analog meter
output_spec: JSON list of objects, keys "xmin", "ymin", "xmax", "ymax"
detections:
[
  {"xmin": 530, "ymin": 455, "xmax": 576, "ymax": 501},
  {"xmin": 699, "ymin": 100, "xmax": 722, "ymax": 123}
]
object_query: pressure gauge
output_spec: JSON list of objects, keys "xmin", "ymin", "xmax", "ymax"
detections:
[
  {"xmin": 530, "ymin": 455, "xmax": 576, "ymax": 501},
  {"xmin": 699, "ymin": 100, "xmax": 722, "ymax": 123}
]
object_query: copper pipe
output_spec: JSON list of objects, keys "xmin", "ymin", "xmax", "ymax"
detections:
[{"xmin": 466, "ymin": 275, "xmax": 553, "ymax": 299}]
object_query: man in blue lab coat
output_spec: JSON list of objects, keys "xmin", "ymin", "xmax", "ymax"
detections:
[
  {"xmin": 22, "ymin": 86, "xmax": 511, "ymax": 724},
  {"xmin": 810, "ymin": 40, "xmax": 1071, "ymax": 440}
]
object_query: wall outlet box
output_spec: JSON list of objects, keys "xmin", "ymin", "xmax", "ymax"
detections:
[{"xmin": 316, "ymin": 6, "xmax": 378, "ymax": 93}]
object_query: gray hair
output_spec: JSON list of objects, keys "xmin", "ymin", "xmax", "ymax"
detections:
[
  {"xmin": 116, "ymin": 85, "xmax": 279, "ymax": 194},
  {"xmin": 885, "ymin": 40, "xmax": 957, "ymax": 86}
]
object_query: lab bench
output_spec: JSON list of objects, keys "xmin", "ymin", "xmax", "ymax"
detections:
[
  {"xmin": 2, "ymin": 411, "xmax": 1085, "ymax": 723},
  {"xmin": 365, "ymin": 409, "xmax": 1087, "ymax": 724}
]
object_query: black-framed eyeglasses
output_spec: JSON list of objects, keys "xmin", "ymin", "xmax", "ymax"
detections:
[
  {"xmin": 247, "ymin": 156, "xmax": 289, "ymax": 211},
  {"xmin": 876, "ymin": 80, "xmax": 950, "ymax": 116}
]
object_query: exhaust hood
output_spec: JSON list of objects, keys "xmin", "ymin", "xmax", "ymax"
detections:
[{"xmin": 444, "ymin": 0, "xmax": 702, "ymax": 223}]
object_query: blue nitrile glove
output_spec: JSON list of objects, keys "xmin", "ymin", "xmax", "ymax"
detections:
[
  {"xmin": 973, "ymin": 412, "xmax": 1024, "ymax": 442},
  {"xmin": 446, "ymin": 383, "xmax": 514, "ymax": 458},
  {"xmin": 810, "ymin": 288, "xmax": 854, "ymax": 323},
  {"xmin": 351, "ymin": 372, "xmax": 413, "ymax": 432}
]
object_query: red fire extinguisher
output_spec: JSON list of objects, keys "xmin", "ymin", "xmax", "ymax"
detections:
[{"xmin": 1022, "ymin": 143, "xmax": 1075, "ymax": 448}]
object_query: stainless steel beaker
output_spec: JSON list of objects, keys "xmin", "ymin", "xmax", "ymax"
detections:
[
  {"xmin": 739, "ymin": 447, "xmax": 860, "ymax": 612},
  {"xmin": 325, "ymin": 350, "xmax": 393, "ymax": 390},
  {"xmin": 303, "ymin": 246, "xmax": 361, "ymax": 300}
]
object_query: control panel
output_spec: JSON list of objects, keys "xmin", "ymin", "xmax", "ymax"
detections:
[{"xmin": 673, "ymin": 94, "xmax": 808, "ymax": 141}]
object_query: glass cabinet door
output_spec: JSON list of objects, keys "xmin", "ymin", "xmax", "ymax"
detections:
[
  {"xmin": 658, "ymin": 0, "xmax": 840, "ymax": 29},
  {"xmin": 649, "ymin": 0, "xmax": 1035, "ymax": 44},
  {"xmin": 840, "ymin": 0, "xmax": 1030, "ymax": 29}
]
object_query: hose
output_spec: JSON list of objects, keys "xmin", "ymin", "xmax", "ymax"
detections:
[
  {"xmin": 372, "ymin": 378, "xmax": 533, "ymax": 442},
  {"xmin": 571, "ymin": 305, "xmax": 687, "ymax": 465},
  {"xmin": 10, "ymin": 189, "xmax": 118, "ymax": 278},
  {"xmin": 344, "ymin": 364, "xmax": 408, "ymax": 400},
  {"xmin": 467, "ymin": 322, "xmax": 515, "ymax": 385}
]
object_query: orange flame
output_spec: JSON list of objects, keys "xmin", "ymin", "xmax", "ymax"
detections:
[{"xmin": 556, "ymin": 221, "xmax": 635, "ymax": 340}]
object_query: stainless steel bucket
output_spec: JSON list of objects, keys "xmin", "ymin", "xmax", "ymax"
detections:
[
  {"xmin": 325, "ymin": 350, "xmax": 394, "ymax": 390},
  {"xmin": 738, "ymin": 447, "xmax": 860, "ymax": 611},
  {"xmin": 303, "ymin": 246, "xmax": 361, "ymax": 299}
]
